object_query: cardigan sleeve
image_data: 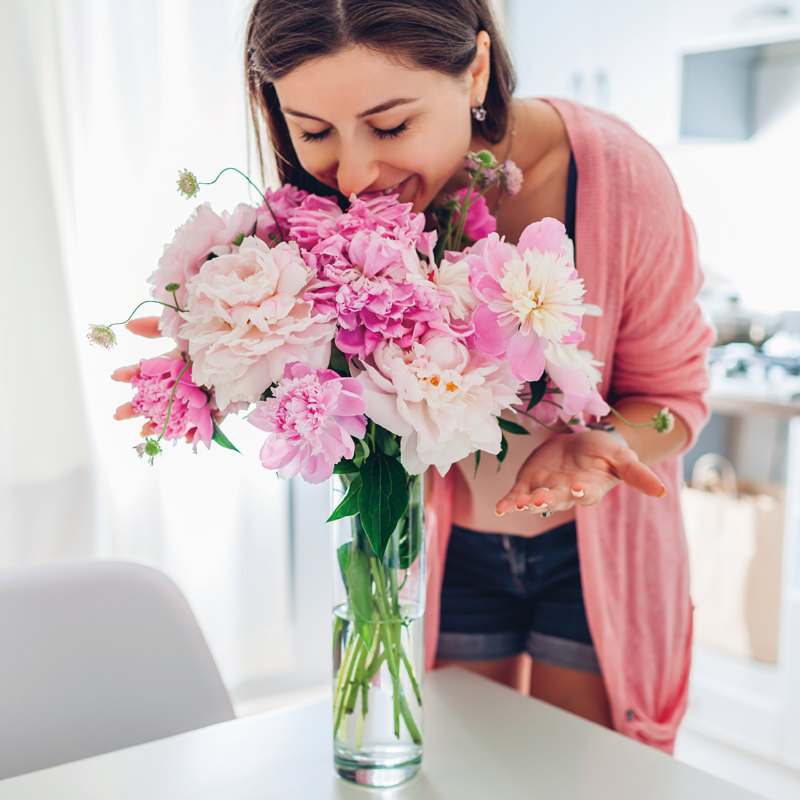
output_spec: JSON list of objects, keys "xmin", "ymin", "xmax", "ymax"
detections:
[{"xmin": 607, "ymin": 145, "xmax": 716, "ymax": 451}]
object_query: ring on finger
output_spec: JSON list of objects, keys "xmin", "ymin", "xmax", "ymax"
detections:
[{"xmin": 540, "ymin": 509, "xmax": 553, "ymax": 518}]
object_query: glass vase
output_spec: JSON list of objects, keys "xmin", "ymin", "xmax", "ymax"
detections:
[{"xmin": 330, "ymin": 472, "xmax": 425, "ymax": 787}]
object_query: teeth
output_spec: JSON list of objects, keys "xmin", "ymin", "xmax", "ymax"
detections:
[{"xmin": 382, "ymin": 183, "xmax": 400, "ymax": 196}]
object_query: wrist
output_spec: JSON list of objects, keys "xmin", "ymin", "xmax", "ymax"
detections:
[{"xmin": 586, "ymin": 422, "xmax": 628, "ymax": 448}]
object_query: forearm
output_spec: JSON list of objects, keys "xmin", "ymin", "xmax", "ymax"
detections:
[{"xmin": 602, "ymin": 401, "xmax": 688, "ymax": 467}]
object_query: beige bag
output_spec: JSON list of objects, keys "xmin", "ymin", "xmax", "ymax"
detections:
[{"xmin": 681, "ymin": 454, "xmax": 783, "ymax": 662}]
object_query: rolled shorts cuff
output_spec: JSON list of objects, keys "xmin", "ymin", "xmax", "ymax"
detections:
[
  {"xmin": 526, "ymin": 631, "xmax": 601, "ymax": 675},
  {"xmin": 436, "ymin": 631, "xmax": 523, "ymax": 662}
]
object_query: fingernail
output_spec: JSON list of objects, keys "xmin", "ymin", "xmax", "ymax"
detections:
[
  {"xmin": 658, "ymin": 485, "xmax": 667, "ymax": 499},
  {"xmin": 571, "ymin": 489, "xmax": 585, "ymax": 498},
  {"xmin": 532, "ymin": 502, "xmax": 548, "ymax": 509},
  {"xmin": 495, "ymin": 509, "xmax": 506, "ymax": 517},
  {"xmin": 518, "ymin": 504, "xmax": 531, "ymax": 511}
]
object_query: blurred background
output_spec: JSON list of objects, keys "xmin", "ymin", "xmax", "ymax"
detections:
[{"xmin": 2, "ymin": 0, "xmax": 800, "ymax": 796}]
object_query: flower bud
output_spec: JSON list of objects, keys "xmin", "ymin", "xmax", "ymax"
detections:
[
  {"xmin": 134, "ymin": 438, "xmax": 163, "ymax": 466},
  {"xmin": 165, "ymin": 282, "xmax": 180, "ymax": 292},
  {"xmin": 652, "ymin": 407, "xmax": 675, "ymax": 434},
  {"xmin": 176, "ymin": 169, "xmax": 199, "ymax": 198},
  {"xmin": 86, "ymin": 324, "xmax": 117, "ymax": 350}
]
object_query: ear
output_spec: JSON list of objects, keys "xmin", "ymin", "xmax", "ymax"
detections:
[{"xmin": 468, "ymin": 30, "xmax": 492, "ymax": 106}]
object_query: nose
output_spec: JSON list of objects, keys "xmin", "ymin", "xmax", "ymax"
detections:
[{"xmin": 336, "ymin": 141, "xmax": 380, "ymax": 198}]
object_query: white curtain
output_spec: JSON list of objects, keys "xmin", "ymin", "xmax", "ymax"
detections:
[{"xmin": 0, "ymin": 0, "xmax": 319, "ymax": 705}]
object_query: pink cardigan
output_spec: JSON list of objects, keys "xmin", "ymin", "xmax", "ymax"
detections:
[{"xmin": 424, "ymin": 99, "xmax": 716, "ymax": 754}]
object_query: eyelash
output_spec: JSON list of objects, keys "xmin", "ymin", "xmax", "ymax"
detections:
[{"xmin": 298, "ymin": 121, "xmax": 409, "ymax": 143}]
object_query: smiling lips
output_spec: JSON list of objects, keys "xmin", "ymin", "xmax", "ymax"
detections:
[{"xmin": 380, "ymin": 176, "xmax": 412, "ymax": 197}]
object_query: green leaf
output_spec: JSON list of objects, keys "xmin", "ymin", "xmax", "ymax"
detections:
[
  {"xmin": 354, "ymin": 438, "xmax": 369, "ymax": 467},
  {"xmin": 375, "ymin": 425, "xmax": 400, "ymax": 457},
  {"xmin": 211, "ymin": 419, "xmax": 240, "ymax": 452},
  {"xmin": 259, "ymin": 383, "xmax": 276, "ymax": 401},
  {"xmin": 527, "ymin": 377, "xmax": 548, "ymax": 411},
  {"xmin": 345, "ymin": 539, "xmax": 374, "ymax": 647},
  {"xmin": 329, "ymin": 342, "xmax": 349, "ymax": 376},
  {"xmin": 496, "ymin": 434, "xmax": 508, "ymax": 472},
  {"xmin": 497, "ymin": 417, "xmax": 530, "ymax": 437},
  {"xmin": 358, "ymin": 453, "xmax": 410, "ymax": 560},
  {"xmin": 327, "ymin": 475, "xmax": 362, "ymax": 522},
  {"xmin": 474, "ymin": 449, "xmax": 482, "ymax": 478},
  {"xmin": 333, "ymin": 459, "xmax": 359, "ymax": 475}
]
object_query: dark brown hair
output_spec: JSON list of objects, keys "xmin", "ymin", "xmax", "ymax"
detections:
[{"xmin": 245, "ymin": 0, "xmax": 516, "ymax": 198}]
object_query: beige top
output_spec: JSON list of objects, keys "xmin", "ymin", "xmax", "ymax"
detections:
[{"xmin": 450, "ymin": 424, "xmax": 576, "ymax": 537}]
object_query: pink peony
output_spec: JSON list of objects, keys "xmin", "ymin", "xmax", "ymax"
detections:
[
  {"xmin": 469, "ymin": 218, "xmax": 586, "ymax": 383},
  {"xmin": 255, "ymin": 185, "xmax": 308, "ymax": 243},
  {"xmin": 149, "ymin": 203, "xmax": 258, "ymax": 343},
  {"xmin": 179, "ymin": 238, "xmax": 336, "ymax": 411},
  {"xmin": 451, "ymin": 188, "xmax": 497, "ymax": 242},
  {"xmin": 248, "ymin": 362, "xmax": 367, "ymax": 483},
  {"xmin": 309, "ymin": 228, "xmax": 451, "ymax": 359},
  {"xmin": 131, "ymin": 357, "xmax": 213, "ymax": 449}
]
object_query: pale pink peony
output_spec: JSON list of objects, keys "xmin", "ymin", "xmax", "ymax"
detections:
[
  {"xmin": 451, "ymin": 188, "xmax": 497, "ymax": 242},
  {"xmin": 179, "ymin": 238, "xmax": 336, "ymax": 411},
  {"xmin": 256, "ymin": 185, "xmax": 308, "ymax": 243},
  {"xmin": 131, "ymin": 357, "xmax": 213, "ymax": 449},
  {"xmin": 248, "ymin": 362, "xmax": 367, "ymax": 483},
  {"xmin": 469, "ymin": 218, "xmax": 586, "ymax": 383},
  {"xmin": 149, "ymin": 203, "xmax": 258, "ymax": 343},
  {"xmin": 354, "ymin": 332, "xmax": 521, "ymax": 476}
]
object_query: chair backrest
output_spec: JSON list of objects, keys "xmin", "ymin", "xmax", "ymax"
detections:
[{"xmin": 0, "ymin": 560, "xmax": 235, "ymax": 779}]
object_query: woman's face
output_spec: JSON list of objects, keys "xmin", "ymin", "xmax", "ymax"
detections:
[{"xmin": 273, "ymin": 40, "xmax": 490, "ymax": 212}]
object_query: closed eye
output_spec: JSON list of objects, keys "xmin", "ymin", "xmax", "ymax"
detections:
[
  {"xmin": 299, "ymin": 129, "xmax": 331, "ymax": 143},
  {"xmin": 373, "ymin": 121, "xmax": 408, "ymax": 140}
]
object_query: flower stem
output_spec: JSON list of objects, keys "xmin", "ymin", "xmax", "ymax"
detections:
[
  {"xmin": 109, "ymin": 299, "xmax": 184, "ymax": 329},
  {"xmin": 156, "ymin": 359, "xmax": 192, "ymax": 444},
  {"xmin": 199, "ymin": 166, "xmax": 264, "ymax": 202},
  {"xmin": 607, "ymin": 406, "xmax": 657, "ymax": 430},
  {"xmin": 514, "ymin": 407, "xmax": 576, "ymax": 432}
]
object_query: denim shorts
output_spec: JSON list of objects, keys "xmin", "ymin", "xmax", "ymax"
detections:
[{"xmin": 436, "ymin": 521, "xmax": 601, "ymax": 674}]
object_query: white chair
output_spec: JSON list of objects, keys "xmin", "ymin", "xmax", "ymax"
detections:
[{"xmin": 0, "ymin": 560, "xmax": 235, "ymax": 780}]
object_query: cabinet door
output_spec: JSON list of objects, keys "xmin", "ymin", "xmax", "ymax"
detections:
[
  {"xmin": 590, "ymin": 0, "xmax": 680, "ymax": 145},
  {"xmin": 675, "ymin": 0, "xmax": 800, "ymax": 45},
  {"xmin": 507, "ymin": 0, "xmax": 594, "ymax": 102}
]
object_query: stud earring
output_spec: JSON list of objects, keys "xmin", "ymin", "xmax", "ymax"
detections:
[{"xmin": 471, "ymin": 99, "xmax": 487, "ymax": 121}]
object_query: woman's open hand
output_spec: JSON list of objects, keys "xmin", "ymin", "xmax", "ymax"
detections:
[
  {"xmin": 495, "ymin": 429, "xmax": 667, "ymax": 517},
  {"xmin": 110, "ymin": 316, "xmax": 182, "ymax": 437}
]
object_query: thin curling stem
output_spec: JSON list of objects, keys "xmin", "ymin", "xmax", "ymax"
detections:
[
  {"xmin": 199, "ymin": 166, "xmax": 265, "ymax": 199},
  {"xmin": 514, "ymin": 407, "xmax": 576, "ymax": 432},
  {"xmin": 607, "ymin": 406, "xmax": 658, "ymax": 430},
  {"xmin": 110, "ymin": 299, "xmax": 184, "ymax": 328}
]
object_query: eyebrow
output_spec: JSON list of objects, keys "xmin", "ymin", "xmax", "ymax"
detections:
[{"xmin": 282, "ymin": 97, "xmax": 418, "ymax": 123}]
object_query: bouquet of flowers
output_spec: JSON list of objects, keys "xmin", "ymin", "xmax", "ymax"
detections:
[{"xmin": 89, "ymin": 153, "xmax": 672, "ymax": 756}]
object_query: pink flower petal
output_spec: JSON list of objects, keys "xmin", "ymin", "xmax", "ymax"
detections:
[
  {"xmin": 518, "ymin": 217, "xmax": 566, "ymax": 257},
  {"xmin": 507, "ymin": 331, "xmax": 546, "ymax": 382},
  {"xmin": 472, "ymin": 304, "xmax": 515, "ymax": 356}
]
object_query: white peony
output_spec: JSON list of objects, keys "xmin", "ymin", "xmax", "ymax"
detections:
[
  {"xmin": 179, "ymin": 238, "xmax": 335, "ymax": 411},
  {"xmin": 430, "ymin": 257, "xmax": 479, "ymax": 322},
  {"xmin": 355, "ymin": 332, "xmax": 522, "ymax": 476}
]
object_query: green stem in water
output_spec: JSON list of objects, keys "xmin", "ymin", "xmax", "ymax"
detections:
[{"xmin": 400, "ymin": 643, "xmax": 422, "ymax": 706}]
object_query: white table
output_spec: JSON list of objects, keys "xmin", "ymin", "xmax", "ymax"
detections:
[{"xmin": 0, "ymin": 668, "xmax": 764, "ymax": 799}]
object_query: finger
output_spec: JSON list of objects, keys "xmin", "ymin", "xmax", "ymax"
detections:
[
  {"xmin": 495, "ymin": 479, "xmax": 535, "ymax": 516},
  {"xmin": 141, "ymin": 422, "xmax": 156, "ymax": 437},
  {"xmin": 613, "ymin": 450, "xmax": 665, "ymax": 498},
  {"xmin": 111, "ymin": 364, "xmax": 141, "ymax": 382},
  {"xmin": 126, "ymin": 317, "xmax": 163, "ymax": 338},
  {"xmin": 568, "ymin": 479, "xmax": 607, "ymax": 507},
  {"xmin": 114, "ymin": 402, "xmax": 140, "ymax": 420}
]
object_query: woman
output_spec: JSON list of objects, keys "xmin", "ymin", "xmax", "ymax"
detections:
[{"xmin": 117, "ymin": 0, "xmax": 714, "ymax": 753}]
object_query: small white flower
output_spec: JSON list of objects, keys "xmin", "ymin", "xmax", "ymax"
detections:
[
  {"xmin": 134, "ymin": 438, "xmax": 162, "ymax": 466},
  {"xmin": 653, "ymin": 407, "xmax": 675, "ymax": 435},
  {"xmin": 176, "ymin": 169, "xmax": 199, "ymax": 199},
  {"xmin": 87, "ymin": 324, "xmax": 117, "ymax": 349}
]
